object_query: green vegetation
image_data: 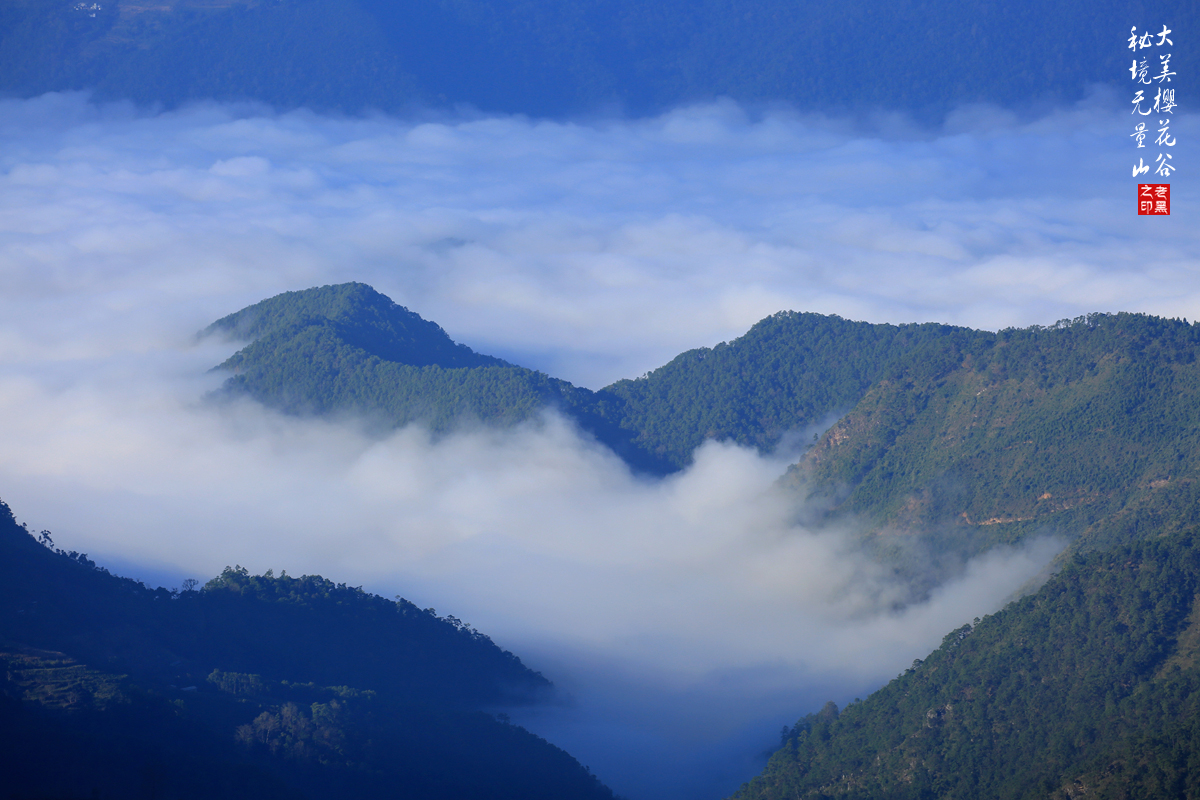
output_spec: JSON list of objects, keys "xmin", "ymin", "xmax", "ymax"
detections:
[
  {"xmin": 207, "ymin": 282, "xmax": 568, "ymax": 426},
  {"xmin": 603, "ymin": 312, "xmax": 960, "ymax": 469},
  {"xmin": 208, "ymin": 287, "xmax": 1200, "ymax": 560},
  {"xmin": 793, "ymin": 313, "xmax": 1200, "ymax": 557},
  {"xmin": 205, "ymin": 284, "xmax": 965, "ymax": 474},
  {"xmin": 218, "ymin": 319, "xmax": 588, "ymax": 429},
  {"xmin": 0, "ymin": 497, "xmax": 616, "ymax": 800},
  {"xmin": 206, "ymin": 283, "xmax": 507, "ymax": 370},
  {"xmin": 205, "ymin": 283, "xmax": 672, "ymax": 472},
  {"xmin": 731, "ymin": 528, "xmax": 1200, "ymax": 800}
]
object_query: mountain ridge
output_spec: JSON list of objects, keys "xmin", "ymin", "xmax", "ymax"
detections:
[
  {"xmin": 203, "ymin": 283, "xmax": 1200, "ymax": 609},
  {"xmin": 203, "ymin": 282, "xmax": 675, "ymax": 473},
  {"xmin": 205, "ymin": 282, "xmax": 511, "ymax": 371},
  {"xmin": 1, "ymin": 0, "xmax": 1191, "ymax": 117},
  {"xmin": 0, "ymin": 495, "xmax": 619, "ymax": 800},
  {"xmin": 791, "ymin": 312, "xmax": 1200, "ymax": 558},
  {"xmin": 203, "ymin": 283, "xmax": 973, "ymax": 470}
]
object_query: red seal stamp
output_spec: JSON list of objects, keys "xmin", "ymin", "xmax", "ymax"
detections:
[{"xmin": 1138, "ymin": 183, "xmax": 1170, "ymax": 214}]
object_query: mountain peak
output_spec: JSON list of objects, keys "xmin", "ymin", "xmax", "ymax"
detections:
[
  {"xmin": 205, "ymin": 282, "xmax": 389, "ymax": 341},
  {"xmin": 205, "ymin": 282, "xmax": 507, "ymax": 370}
]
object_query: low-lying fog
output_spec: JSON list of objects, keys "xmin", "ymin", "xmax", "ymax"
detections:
[{"xmin": 0, "ymin": 90, "xmax": 1194, "ymax": 799}]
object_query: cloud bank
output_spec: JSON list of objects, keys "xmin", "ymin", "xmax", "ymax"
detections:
[
  {"xmin": 0, "ymin": 91, "xmax": 1192, "ymax": 798},
  {"xmin": 2, "ymin": 89, "xmax": 1195, "ymax": 387},
  {"xmin": 0, "ymin": 359, "xmax": 1060, "ymax": 798}
]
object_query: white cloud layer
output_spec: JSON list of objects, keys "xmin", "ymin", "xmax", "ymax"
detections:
[
  {"xmin": 1, "ymin": 89, "xmax": 1196, "ymax": 387},
  {"xmin": 0, "ymin": 90, "xmax": 1193, "ymax": 798},
  {"xmin": 0, "ymin": 364, "xmax": 1060, "ymax": 798}
]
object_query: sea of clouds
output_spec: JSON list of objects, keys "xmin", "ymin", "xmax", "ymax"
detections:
[{"xmin": 0, "ymin": 89, "xmax": 1195, "ymax": 799}]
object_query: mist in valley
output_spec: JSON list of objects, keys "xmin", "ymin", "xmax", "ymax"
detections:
[{"xmin": 0, "ymin": 90, "xmax": 1195, "ymax": 798}]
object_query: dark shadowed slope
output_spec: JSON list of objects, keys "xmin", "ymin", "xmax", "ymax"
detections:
[
  {"xmin": 731, "ymin": 527, "xmax": 1200, "ymax": 800},
  {"xmin": 0, "ymin": 497, "xmax": 617, "ymax": 800},
  {"xmin": 0, "ymin": 0, "xmax": 1192, "ymax": 117}
]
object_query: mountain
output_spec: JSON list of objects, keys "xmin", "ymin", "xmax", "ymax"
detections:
[
  {"xmin": 725, "ymin": 313, "xmax": 1200, "ymax": 799},
  {"xmin": 205, "ymin": 286, "xmax": 1200, "ymax": 642},
  {"xmin": 207, "ymin": 287, "xmax": 1200, "ymax": 569},
  {"xmin": 0, "ymin": 497, "xmax": 617, "ymax": 800},
  {"xmin": 729, "ymin": 526, "xmax": 1200, "ymax": 800},
  {"xmin": 603, "ymin": 312, "xmax": 962, "ymax": 470},
  {"xmin": 203, "ymin": 282, "xmax": 672, "ymax": 472},
  {"xmin": 207, "ymin": 282, "xmax": 510, "ymax": 371},
  {"xmin": 790, "ymin": 313, "xmax": 1200, "ymax": 561},
  {"xmin": 202, "ymin": 284, "xmax": 969, "ymax": 475},
  {"xmin": 0, "ymin": 0, "xmax": 1191, "ymax": 117}
]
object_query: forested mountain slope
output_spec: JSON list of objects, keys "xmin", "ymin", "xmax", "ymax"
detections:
[
  {"xmin": 209, "ymin": 287, "xmax": 1200, "ymax": 550},
  {"xmin": 602, "ymin": 313, "xmax": 961, "ymax": 469},
  {"xmin": 206, "ymin": 281, "xmax": 510, "ymax": 371},
  {"xmin": 0, "ymin": 497, "xmax": 616, "ymax": 800},
  {"xmin": 210, "ymin": 284, "xmax": 964, "ymax": 474},
  {"xmin": 0, "ymin": 0, "xmax": 1190, "ymax": 116},
  {"xmin": 790, "ymin": 313, "xmax": 1200, "ymax": 557},
  {"xmin": 204, "ymin": 282, "xmax": 671, "ymax": 472},
  {"xmin": 730, "ymin": 527, "xmax": 1200, "ymax": 800}
]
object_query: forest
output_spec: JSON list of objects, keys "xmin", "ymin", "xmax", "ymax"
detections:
[
  {"xmin": 732, "ymin": 530, "xmax": 1200, "ymax": 800},
  {"xmin": 0, "ymin": 498, "xmax": 616, "ymax": 799},
  {"xmin": 210, "ymin": 284, "xmax": 1200, "ymax": 571}
]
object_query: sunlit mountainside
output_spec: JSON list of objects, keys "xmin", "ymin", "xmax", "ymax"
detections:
[
  {"xmin": 0, "ymin": 0, "xmax": 1191, "ymax": 115},
  {"xmin": 792, "ymin": 314, "xmax": 1200, "ymax": 555}
]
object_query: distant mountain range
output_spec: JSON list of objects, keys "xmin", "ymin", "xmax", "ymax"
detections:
[{"xmin": 1, "ymin": 0, "xmax": 1191, "ymax": 116}]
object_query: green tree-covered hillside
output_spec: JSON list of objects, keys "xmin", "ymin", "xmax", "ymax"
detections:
[
  {"xmin": 206, "ymin": 283, "xmax": 673, "ymax": 472},
  {"xmin": 206, "ymin": 282, "xmax": 509, "ymax": 371},
  {"xmin": 207, "ymin": 284, "xmax": 970, "ymax": 474},
  {"xmin": 731, "ymin": 527, "xmax": 1200, "ymax": 800},
  {"xmin": 792, "ymin": 313, "xmax": 1200, "ymax": 556},
  {"xmin": 603, "ymin": 312, "xmax": 961, "ymax": 469}
]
